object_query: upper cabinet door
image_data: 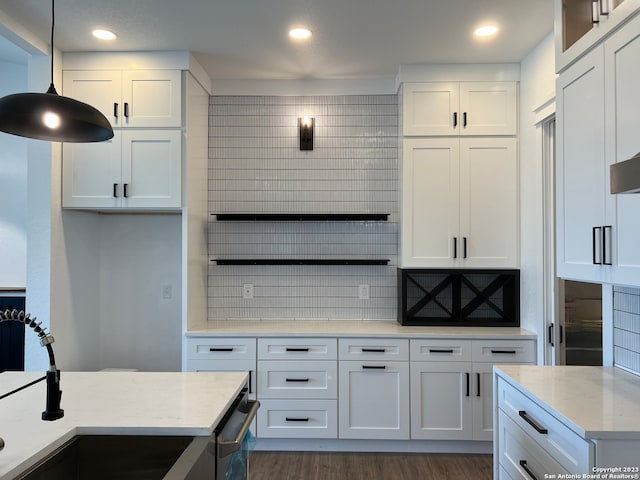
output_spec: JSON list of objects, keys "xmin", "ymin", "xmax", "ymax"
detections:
[
  {"xmin": 556, "ymin": 45, "xmax": 610, "ymax": 283},
  {"xmin": 120, "ymin": 130, "xmax": 182, "ymax": 209},
  {"xmin": 458, "ymin": 83, "xmax": 518, "ymax": 136},
  {"xmin": 402, "ymin": 82, "xmax": 517, "ymax": 137},
  {"xmin": 62, "ymin": 70, "xmax": 122, "ymax": 127},
  {"xmin": 605, "ymin": 13, "xmax": 640, "ymax": 286},
  {"xmin": 400, "ymin": 138, "xmax": 460, "ymax": 267},
  {"xmin": 403, "ymin": 83, "xmax": 460, "ymax": 136},
  {"xmin": 459, "ymin": 137, "xmax": 518, "ymax": 268},
  {"xmin": 63, "ymin": 70, "xmax": 182, "ymax": 128},
  {"xmin": 121, "ymin": 70, "xmax": 182, "ymax": 128}
]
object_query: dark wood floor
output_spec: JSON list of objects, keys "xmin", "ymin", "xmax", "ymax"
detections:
[{"xmin": 249, "ymin": 451, "xmax": 493, "ymax": 480}]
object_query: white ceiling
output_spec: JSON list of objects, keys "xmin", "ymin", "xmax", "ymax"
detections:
[{"xmin": 0, "ymin": 0, "xmax": 554, "ymax": 79}]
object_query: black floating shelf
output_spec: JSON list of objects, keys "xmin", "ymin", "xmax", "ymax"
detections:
[
  {"xmin": 211, "ymin": 259, "xmax": 390, "ymax": 266},
  {"xmin": 211, "ymin": 214, "xmax": 389, "ymax": 222}
]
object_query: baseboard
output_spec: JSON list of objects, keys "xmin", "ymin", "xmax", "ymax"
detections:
[{"xmin": 253, "ymin": 438, "xmax": 492, "ymax": 454}]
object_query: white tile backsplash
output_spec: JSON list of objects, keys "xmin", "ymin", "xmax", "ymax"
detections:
[
  {"xmin": 613, "ymin": 286, "xmax": 640, "ymax": 374},
  {"xmin": 208, "ymin": 95, "xmax": 398, "ymax": 321}
]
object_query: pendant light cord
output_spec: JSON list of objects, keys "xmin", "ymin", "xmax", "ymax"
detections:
[{"xmin": 46, "ymin": 0, "xmax": 57, "ymax": 94}]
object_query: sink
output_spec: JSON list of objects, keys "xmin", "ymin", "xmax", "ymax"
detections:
[{"xmin": 16, "ymin": 435, "xmax": 212, "ymax": 480}]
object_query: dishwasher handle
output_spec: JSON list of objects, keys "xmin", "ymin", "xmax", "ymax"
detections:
[{"xmin": 217, "ymin": 399, "xmax": 260, "ymax": 458}]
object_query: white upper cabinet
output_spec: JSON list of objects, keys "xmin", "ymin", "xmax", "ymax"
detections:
[
  {"xmin": 556, "ymin": 45, "xmax": 611, "ymax": 283},
  {"xmin": 62, "ymin": 130, "xmax": 182, "ymax": 210},
  {"xmin": 401, "ymin": 137, "xmax": 518, "ymax": 268},
  {"xmin": 604, "ymin": 12, "xmax": 640, "ymax": 285},
  {"xmin": 63, "ymin": 69, "xmax": 182, "ymax": 128},
  {"xmin": 403, "ymin": 82, "xmax": 517, "ymax": 136},
  {"xmin": 557, "ymin": 11, "xmax": 640, "ymax": 286}
]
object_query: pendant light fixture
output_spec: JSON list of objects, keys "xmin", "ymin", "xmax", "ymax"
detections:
[{"xmin": 0, "ymin": 0, "xmax": 114, "ymax": 143}]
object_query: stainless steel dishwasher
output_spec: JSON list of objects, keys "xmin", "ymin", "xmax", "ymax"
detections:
[{"xmin": 173, "ymin": 387, "xmax": 260, "ymax": 480}]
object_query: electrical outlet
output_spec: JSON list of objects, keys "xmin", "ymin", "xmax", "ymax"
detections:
[
  {"xmin": 162, "ymin": 285, "xmax": 172, "ymax": 299},
  {"xmin": 358, "ymin": 284, "xmax": 370, "ymax": 300},
  {"xmin": 242, "ymin": 284, "xmax": 254, "ymax": 299}
]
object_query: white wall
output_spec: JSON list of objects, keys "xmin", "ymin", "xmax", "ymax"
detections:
[
  {"xmin": 518, "ymin": 32, "xmax": 556, "ymax": 363},
  {"xmin": 98, "ymin": 215, "xmax": 182, "ymax": 371},
  {"xmin": 0, "ymin": 60, "xmax": 27, "ymax": 288}
]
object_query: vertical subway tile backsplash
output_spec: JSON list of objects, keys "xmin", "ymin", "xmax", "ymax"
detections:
[
  {"xmin": 208, "ymin": 95, "xmax": 398, "ymax": 321},
  {"xmin": 613, "ymin": 286, "xmax": 640, "ymax": 375}
]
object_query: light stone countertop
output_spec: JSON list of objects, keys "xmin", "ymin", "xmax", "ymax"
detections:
[
  {"xmin": 187, "ymin": 319, "xmax": 536, "ymax": 339},
  {"xmin": 0, "ymin": 371, "xmax": 248, "ymax": 480},
  {"xmin": 495, "ymin": 365, "xmax": 640, "ymax": 440}
]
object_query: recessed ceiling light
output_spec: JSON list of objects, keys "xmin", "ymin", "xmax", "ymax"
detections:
[
  {"xmin": 289, "ymin": 28, "xmax": 312, "ymax": 40},
  {"xmin": 474, "ymin": 25, "xmax": 499, "ymax": 37},
  {"xmin": 92, "ymin": 29, "xmax": 117, "ymax": 41}
]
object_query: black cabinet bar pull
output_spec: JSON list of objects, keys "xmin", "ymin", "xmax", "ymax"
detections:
[
  {"xmin": 476, "ymin": 373, "xmax": 481, "ymax": 397},
  {"xmin": 123, "ymin": 183, "xmax": 129, "ymax": 198},
  {"xmin": 559, "ymin": 325, "xmax": 564, "ymax": 344},
  {"xmin": 429, "ymin": 348, "xmax": 454, "ymax": 353},
  {"xmin": 285, "ymin": 417, "xmax": 310, "ymax": 422},
  {"xmin": 548, "ymin": 324, "xmax": 554, "ymax": 347},
  {"xmin": 362, "ymin": 348, "xmax": 385, "ymax": 353},
  {"xmin": 113, "ymin": 183, "xmax": 119, "ymax": 198},
  {"xmin": 603, "ymin": 225, "xmax": 612, "ymax": 266},
  {"xmin": 491, "ymin": 350, "xmax": 517, "ymax": 355},
  {"xmin": 518, "ymin": 410, "xmax": 548, "ymax": 434},
  {"xmin": 286, "ymin": 347, "xmax": 310, "ymax": 352},
  {"xmin": 463, "ymin": 112, "xmax": 468, "ymax": 127},
  {"xmin": 209, "ymin": 347, "xmax": 234, "ymax": 352},
  {"xmin": 465, "ymin": 372, "xmax": 470, "ymax": 397},
  {"xmin": 114, "ymin": 103, "xmax": 119, "ymax": 118},
  {"xmin": 363, "ymin": 365, "xmax": 386, "ymax": 370},
  {"xmin": 593, "ymin": 226, "xmax": 602, "ymax": 264},
  {"xmin": 453, "ymin": 112, "xmax": 458, "ymax": 127},
  {"xmin": 453, "ymin": 237, "xmax": 457, "ymax": 259},
  {"xmin": 124, "ymin": 102, "xmax": 130, "ymax": 118},
  {"xmin": 285, "ymin": 378, "xmax": 310, "ymax": 383},
  {"xmin": 463, "ymin": 237, "xmax": 467, "ymax": 259},
  {"xmin": 249, "ymin": 371, "xmax": 253, "ymax": 394},
  {"xmin": 519, "ymin": 460, "xmax": 538, "ymax": 480}
]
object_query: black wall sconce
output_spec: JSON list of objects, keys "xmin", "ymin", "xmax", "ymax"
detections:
[{"xmin": 299, "ymin": 116, "xmax": 314, "ymax": 151}]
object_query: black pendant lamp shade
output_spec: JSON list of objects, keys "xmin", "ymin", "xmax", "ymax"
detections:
[{"xmin": 0, "ymin": 0, "xmax": 114, "ymax": 143}]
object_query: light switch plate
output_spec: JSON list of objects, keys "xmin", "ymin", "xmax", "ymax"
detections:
[
  {"xmin": 243, "ymin": 284, "xmax": 254, "ymax": 299},
  {"xmin": 358, "ymin": 284, "xmax": 370, "ymax": 300}
]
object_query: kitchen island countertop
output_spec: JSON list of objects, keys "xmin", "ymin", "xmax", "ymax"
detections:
[
  {"xmin": 187, "ymin": 319, "xmax": 536, "ymax": 339},
  {"xmin": 495, "ymin": 365, "xmax": 640, "ymax": 439},
  {"xmin": 0, "ymin": 371, "xmax": 248, "ymax": 480}
]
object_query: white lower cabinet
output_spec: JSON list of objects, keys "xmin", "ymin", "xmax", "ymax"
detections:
[
  {"xmin": 257, "ymin": 338, "xmax": 337, "ymax": 439},
  {"xmin": 338, "ymin": 339, "xmax": 410, "ymax": 440},
  {"xmin": 185, "ymin": 334, "xmax": 536, "ymax": 447},
  {"xmin": 410, "ymin": 339, "xmax": 535, "ymax": 441}
]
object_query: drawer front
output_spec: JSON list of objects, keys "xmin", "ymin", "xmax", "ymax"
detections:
[
  {"xmin": 257, "ymin": 399, "xmax": 337, "ymax": 439},
  {"xmin": 472, "ymin": 340, "xmax": 535, "ymax": 364},
  {"xmin": 498, "ymin": 410, "xmax": 569, "ymax": 480},
  {"xmin": 186, "ymin": 358, "xmax": 256, "ymax": 395},
  {"xmin": 338, "ymin": 338, "xmax": 409, "ymax": 361},
  {"xmin": 258, "ymin": 338, "xmax": 337, "ymax": 360},
  {"xmin": 186, "ymin": 337, "xmax": 256, "ymax": 360},
  {"xmin": 410, "ymin": 339, "xmax": 472, "ymax": 362},
  {"xmin": 498, "ymin": 379, "xmax": 593, "ymax": 473},
  {"xmin": 257, "ymin": 360, "xmax": 337, "ymax": 399}
]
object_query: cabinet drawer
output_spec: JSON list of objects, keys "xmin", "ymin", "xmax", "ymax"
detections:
[
  {"xmin": 258, "ymin": 338, "xmax": 337, "ymax": 360},
  {"xmin": 186, "ymin": 337, "xmax": 256, "ymax": 360},
  {"xmin": 257, "ymin": 360, "xmax": 337, "ymax": 399},
  {"xmin": 472, "ymin": 340, "xmax": 535, "ymax": 363},
  {"xmin": 497, "ymin": 379, "xmax": 593, "ymax": 473},
  {"xmin": 498, "ymin": 410, "xmax": 569, "ymax": 480},
  {"xmin": 410, "ymin": 339, "xmax": 472, "ymax": 362},
  {"xmin": 257, "ymin": 399, "xmax": 337, "ymax": 439},
  {"xmin": 338, "ymin": 338, "xmax": 409, "ymax": 361}
]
